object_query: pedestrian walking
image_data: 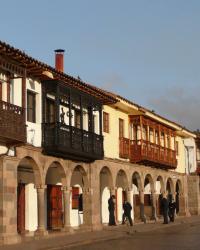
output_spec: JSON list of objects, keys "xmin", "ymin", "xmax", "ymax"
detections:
[
  {"xmin": 108, "ymin": 195, "xmax": 116, "ymax": 226},
  {"xmin": 122, "ymin": 200, "xmax": 133, "ymax": 226},
  {"xmin": 168, "ymin": 198, "xmax": 176, "ymax": 222},
  {"xmin": 161, "ymin": 194, "xmax": 169, "ymax": 224}
]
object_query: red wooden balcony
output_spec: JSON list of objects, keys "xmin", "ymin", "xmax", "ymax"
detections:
[
  {"xmin": 0, "ymin": 100, "xmax": 26, "ymax": 144},
  {"xmin": 129, "ymin": 140, "xmax": 177, "ymax": 169},
  {"xmin": 119, "ymin": 137, "xmax": 129, "ymax": 159}
]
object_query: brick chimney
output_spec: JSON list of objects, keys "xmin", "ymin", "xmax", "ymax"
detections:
[{"xmin": 54, "ymin": 49, "xmax": 65, "ymax": 72}]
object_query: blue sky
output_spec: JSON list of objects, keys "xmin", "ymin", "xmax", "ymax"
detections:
[{"xmin": 1, "ymin": 0, "xmax": 200, "ymax": 130}]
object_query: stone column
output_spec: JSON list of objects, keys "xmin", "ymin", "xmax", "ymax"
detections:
[
  {"xmin": 151, "ymin": 191, "xmax": 157, "ymax": 221},
  {"xmin": 179, "ymin": 193, "xmax": 190, "ymax": 216},
  {"xmin": 139, "ymin": 190, "xmax": 146, "ymax": 223},
  {"xmin": 0, "ymin": 157, "xmax": 21, "ymax": 245},
  {"xmin": 187, "ymin": 175, "xmax": 200, "ymax": 215},
  {"xmin": 82, "ymin": 187, "xmax": 93, "ymax": 230},
  {"xmin": 35, "ymin": 185, "xmax": 48, "ymax": 236},
  {"xmin": 62, "ymin": 187, "xmax": 73, "ymax": 232}
]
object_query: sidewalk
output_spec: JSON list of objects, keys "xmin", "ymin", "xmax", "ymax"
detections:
[{"xmin": 2, "ymin": 216, "xmax": 200, "ymax": 250}]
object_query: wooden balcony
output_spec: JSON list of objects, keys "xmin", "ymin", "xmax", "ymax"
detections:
[
  {"xmin": 129, "ymin": 140, "xmax": 177, "ymax": 169},
  {"xmin": 119, "ymin": 137, "xmax": 129, "ymax": 159},
  {"xmin": 0, "ymin": 100, "xmax": 26, "ymax": 145},
  {"xmin": 42, "ymin": 123, "xmax": 104, "ymax": 162}
]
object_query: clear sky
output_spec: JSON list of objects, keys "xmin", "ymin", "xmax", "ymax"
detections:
[{"xmin": 1, "ymin": 0, "xmax": 200, "ymax": 130}]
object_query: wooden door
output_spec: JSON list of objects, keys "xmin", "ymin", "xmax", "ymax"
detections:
[
  {"xmin": 47, "ymin": 185, "xmax": 63, "ymax": 229},
  {"xmin": 17, "ymin": 183, "xmax": 25, "ymax": 233}
]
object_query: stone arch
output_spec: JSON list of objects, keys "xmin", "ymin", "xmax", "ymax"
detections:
[
  {"xmin": 143, "ymin": 174, "xmax": 155, "ymax": 220},
  {"xmin": 99, "ymin": 166, "xmax": 114, "ymax": 190},
  {"xmin": 131, "ymin": 171, "xmax": 142, "ymax": 221},
  {"xmin": 70, "ymin": 165, "xmax": 89, "ymax": 188},
  {"xmin": 115, "ymin": 169, "xmax": 129, "ymax": 223},
  {"xmin": 45, "ymin": 161, "xmax": 67, "ymax": 186},
  {"xmin": 132, "ymin": 171, "xmax": 142, "ymax": 192},
  {"xmin": 17, "ymin": 156, "xmax": 42, "ymax": 186},
  {"xmin": 17, "ymin": 156, "xmax": 42, "ymax": 234},
  {"xmin": 144, "ymin": 173, "xmax": 154, "ymax": 193},
  {"xmin": 156, "ymin": 175, "xmax": 165, "ymax": 217},
  {"xmin": 166, "ymin": 177, "xmax": 174, "ymax": 200},
  {"xmin": 69, "ymin": 165, "xmax": 89, "ymax": 227},
  {"xmin": 100, "ymin": 166, "xmax": 114, "ymax": 224},
  {"xmin": 115, "ymin": 169, "xmax": 129, "ymax": 189},
  {"xmin": 176, "ymin": 179, "xmax": 182, "ymax": 194},
  {"xmin": 156, "ymin": 175, "xmax": 165, "ymax": 194}
]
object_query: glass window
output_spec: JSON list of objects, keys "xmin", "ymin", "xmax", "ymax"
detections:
[
  {"xmin": 103, "ymin": 112, "xmax": 109, "ymax": 133},
  {"xmin": 27, "ymin": 91, "xmax": 36, "ymax": 123},
  {"xmin": 46, "ymin": 98, "xmax": 55, "ymax": 123}
]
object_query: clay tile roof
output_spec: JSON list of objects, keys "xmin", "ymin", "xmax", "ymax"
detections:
[{"xmin": 0, "ymin": 40, "xmax": 117, "ymax": 104}]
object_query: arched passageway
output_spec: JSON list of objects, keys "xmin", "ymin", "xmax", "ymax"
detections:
[
  {"xmin": 99, "ymin": 166, "xmax": 113, "ymax": 224},
  {"xmin": 17, "ymin": 157, "xmax": 41, "ymax": 234},
  {"xmin": 144, "ymin": 174, "xmax": 154, "ymax": 220},
  {"xmin": 70, "ymin": 165, "xmax": 88, "ymax": 227},
  {"xmin": 115, "ymin": 170, "xmax": 128, "ymax": 223},
  {"xmin": 132, "ymin": 172, "xmax": 142, "ymax": 221},
  {"xmin": 45, "ymin": 162, "xmax": 66, "ymax": 230},
  {"xmin": 166, "ymin": 178, "xmax": 174, "ymax": 202},
  {"xmin": 156, "ymin": 176, "xmax": 165, "ymax": 217}
]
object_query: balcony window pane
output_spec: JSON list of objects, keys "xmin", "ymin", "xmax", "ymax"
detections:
[{"xmin": 27, "ymin": 91, "xmax": 36, "ymax": 123}]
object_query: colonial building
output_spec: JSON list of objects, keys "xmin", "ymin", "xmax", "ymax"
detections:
[
  {"xmin": 0, "ymin": 41, "xmax": 199, "ymax": 245},
  {"xmin": 101, "ymin": 95, "xmax": 197, "ymax": 223}
]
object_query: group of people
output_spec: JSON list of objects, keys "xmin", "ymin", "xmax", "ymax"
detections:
[
  {"xmin": 108, "ymin": 194, "xmax": 177, "ymax": 227},
  {"xmin": 108, "ymin": 195, "xmax": 133, "ymax": 226},
  {"xmin": 161, "ymin": 194, "xmax": 177, "ymax": 224}
]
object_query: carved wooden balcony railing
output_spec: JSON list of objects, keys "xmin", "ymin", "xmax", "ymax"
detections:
[
  {"xmin": 0, "ymin": 100, "xmax": 26, "ymax": 144},
  {"xmin": 129, "ymin": 140, "xmax": 177, "ymax": 169},
  {"xmin": 119, "ymin": 137, "xmax": 130, "ymax": 159},
  {"xmin": 42, "ymin": 122, "xmax": 104, "ymax": 162}
]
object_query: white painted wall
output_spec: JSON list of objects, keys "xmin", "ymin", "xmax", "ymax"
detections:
[
  {"xmin": 183, "ymin": 138, "xmax": 197, "ymax": 174},
  {"xmin": 144, "ymin": 183, "xmax": 151, "ymax": 194},
  {"xmin": 70, "ymin": 185, "xmax": 83, "ymax": 227},
  {"xmin": 101, "ymin": 187, "xmax": 110, "ymax": 224},
  {"xmin": 25, "ymin": 183, "xmax": 38, "ymax": 232},
  {"xmin": 155, "ymin": 181, "xmax": 162, "ymax": 194},
  {"xmin": 26, "ymin": 79, "xmax": 42, "ymax": 147}
]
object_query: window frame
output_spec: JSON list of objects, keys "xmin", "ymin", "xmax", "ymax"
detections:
[
  {"xmin": 103, "ymin": 111, "xmax": 109, "ymax": 133},
  {"xmin": 119, "ymin": 118, "xmax": 124, "ymax": 138},
  {"xmin": 175, "ymin": 141, "xmax": 179, "ymax": 156},
  {"xmin": 27, "ymin": 90, "xmax": 36, "ymax": 123}
]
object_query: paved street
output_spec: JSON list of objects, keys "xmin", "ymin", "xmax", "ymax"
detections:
[
  {"xmin": 70, "ymin": 221, "xmax": 200, "ymax": 250},
  {"xmin": 2, "ymin": 217, "xmax": 200, "ymax": 250}
]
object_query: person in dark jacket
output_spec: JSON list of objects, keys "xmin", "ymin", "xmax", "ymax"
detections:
[
  {"xmin": 161, "ymin": 194, "xmax": 169, "ymax": 224},
  {"xmin": 168, "ymin": 198, "xmax": 176, "ymax": 222},
  {"xmin": 108, "ymin": 195, "xmax": 116, "ymax": 226},
  {"xmin": 122, "ymin": 200, "xmax": 133, "ymax": 226}
]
